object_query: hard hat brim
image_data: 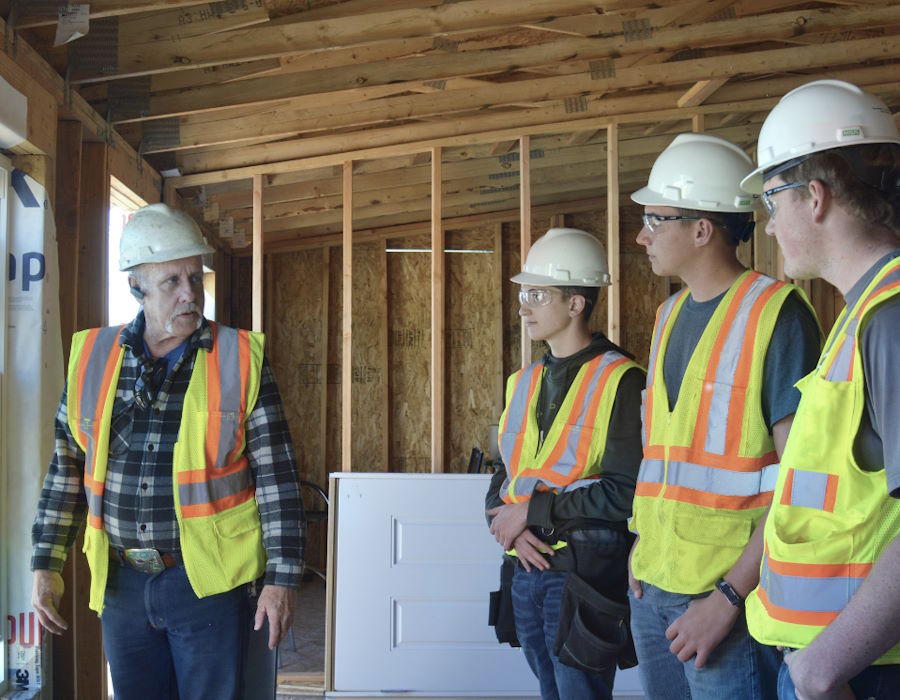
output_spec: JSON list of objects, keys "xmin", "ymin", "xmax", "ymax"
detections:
[{"xmin": 510, "ymin": 270, "xmax": 610, "ymax": 287}]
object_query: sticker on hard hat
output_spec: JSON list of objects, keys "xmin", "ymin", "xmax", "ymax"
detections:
[{"xmin": 839, "ymin": 127, "xmax": 863, "ymax": 140}]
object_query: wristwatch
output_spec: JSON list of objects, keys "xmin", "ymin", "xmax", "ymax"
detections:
[{"xmin": 716, "ymin": 578, "xmax": 743, "ymax": 608}]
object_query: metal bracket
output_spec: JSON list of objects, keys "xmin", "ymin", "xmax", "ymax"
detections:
[{"xmin": 136, "ymin": 140, "xmax": 144, "ymax": 175}]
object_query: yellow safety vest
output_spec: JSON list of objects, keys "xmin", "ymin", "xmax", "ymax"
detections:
[
  {"xmin": 747, "ymin": 257, "xmax": 900, "ymax": 662},
  {"xmin": 498, "ymin": 350, "xmax": 642, "ymax": 504},
  {"xmin": 631, "ymin": 271, "xmax": 813, "ymax": 593},
  {"xmin": 67, "ymin": 322, "xmax": 265, "ymax": 614}
]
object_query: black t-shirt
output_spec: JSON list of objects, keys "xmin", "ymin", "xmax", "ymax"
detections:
[{"xmin": 662, "ymin": 288, "xmax": 821, "ymax": 430}]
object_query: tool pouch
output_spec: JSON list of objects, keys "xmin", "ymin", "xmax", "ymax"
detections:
[
  {"xmin": 488, "ymin": 556, "xmax": 520, "ymax": 647},
  {"xmin": 553, "ymin": 572, "xmax": 636, "ymax": 672}
]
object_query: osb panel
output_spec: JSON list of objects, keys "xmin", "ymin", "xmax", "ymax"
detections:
[
  {"xmin": 229, "ymin": 256, "xmax": 252, "ymax": 331},
  {"xmin": 621, "ymin": 251, "xmax": 666, "ymax": 366},
  {"xmin": 567, "ymin": 210, "xmax": 609, "ymax": 334},
  {"xmin": 268, "ymin": 251, "xmax": 327, "ymax": 485},
  {"xmin": 445, "ymin": 227, "xmax": 501, "ymax": 472},
  {"xmin": 501, "ymin": 222, "xmax": 521, "ymax": 382},
  {"xmin": 350, "ymin": 243, "xmax": 388, "ymax": 471},
  {"xmin": 387, "ymin": 235, "xmax": 431, "ymax": 473}
]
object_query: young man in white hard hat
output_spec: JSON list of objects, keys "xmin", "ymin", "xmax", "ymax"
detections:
[
  {"xmin": 485, "ymin": 227, "xmax": 645, "ymax": 700},
  {"xmin": 628, "ymin": 133, "xmax": 822, "ymax": 699},
  {"xmin": 740, "ymin": 80, "xmax": 900, "ymax": 700},
  {"xmin": 31, "ymin": 204, "xmax": 304, "ymax": 698}
]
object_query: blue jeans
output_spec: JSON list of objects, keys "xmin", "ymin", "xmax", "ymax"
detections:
[
  {"xmin": 778, "ymin": 656, "xmax": 900, "ymax": 699},
  {"xmin": 628, "ymin": 583, "xmax": 779, "ymax": 700},
  {"xmin": 101, "ymin": 559, "xmax": 253, "ymax": 700},
  {"xmin": 511, "ymin": 566, "xmax": 615, "ymax": 700}
]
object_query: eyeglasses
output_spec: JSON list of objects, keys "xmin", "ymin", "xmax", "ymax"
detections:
[
  {"xmin": 762, "ymin": 181, "xmax": 809, "ymax": 218},
  {"xmin": 134, "ymin": 360, "xmax": 167, "ymax": 411},
  {"xmin": 641, "ymin": 213, "xmax": 701, "ymax": 233},
  {"xmin": 518, "ymin": 287, "xmax": 557, "ymax": 307}
]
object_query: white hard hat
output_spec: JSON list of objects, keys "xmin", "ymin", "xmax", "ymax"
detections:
[
  {"xmin": 741, "ymin": 80, "xmax": 900, "ymax": 193},
  {"xmin": 631, "ymin": 133, "xmax": 756, "ymax": 213},
  {"xmin": 119, "ymin": 203, "xmax": 214, "ymax": 271},
  {"xmin": 511, "ymin": 228, "xmax": 610, "ymax": 287}
]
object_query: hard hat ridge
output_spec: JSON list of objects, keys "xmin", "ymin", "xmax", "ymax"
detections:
[
  {"xmin": 631, "ymin": 133, "xmax": 757, "ymax": 213},
  {"xmin": 741, "ymin": 79, "xmax": 900, "ymax": 193},
  {"xmin": 511, "ymin": 227, "xmax": 610, "ymax": 287},
  {"xmin": 119, "ymin": 203, "xmax": 215, "ymax": 271}
]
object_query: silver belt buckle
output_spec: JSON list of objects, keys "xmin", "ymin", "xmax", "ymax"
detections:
[{"xmin": 123, "ymin": 548, "xmax": 165, "ymax": 573}]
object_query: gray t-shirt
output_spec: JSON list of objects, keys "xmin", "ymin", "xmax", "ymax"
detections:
[
  {"xmin": 844, "ymin": 249, "xmax": 900, "ymax": 497},
  {"xmin": 663, "ymin": 286, "xmax": 821, "ymax": 430}
]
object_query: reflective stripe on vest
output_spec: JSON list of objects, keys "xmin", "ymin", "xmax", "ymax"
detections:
[
  {"xmin": 499, "ymin": 351, "xmax": 635, "ymax": 502},
  {"xmin": 177, "ymin": 324, "xmax": 256, "ymax": 518},
  {"xmin": 820, "ymin": 264, "xmax": 900, "ymax": 383},
  {"xmin": 642, "ymin": 289, "xmax": 688, "ymax": 450},
  {"xmin": 73, "ymin": 326, "xmax": 126, "ymax": 530},
  {"xmin": 756, "ymin": 546, "xmax": 870, "ymax": 627},
  {"xmin": 637, "ymin": 271, "xmax": 785, "ymax": 509},
  {"xmin": 747, "ymin": 257, "xmax": 900, "ymax": 660},
  {"xmin": 67, "ymin": 322, "xmax": 265, "ymax": 612}
]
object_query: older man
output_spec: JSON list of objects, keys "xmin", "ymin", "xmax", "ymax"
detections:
[{"xmin": 31, "ymin": 203, "xmax": 304, "ymax": 699}]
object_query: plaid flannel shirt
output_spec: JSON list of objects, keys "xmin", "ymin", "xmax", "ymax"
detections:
[{"xmin": 31, "ymin": 314, "xmax": 305, "ymax": 589}]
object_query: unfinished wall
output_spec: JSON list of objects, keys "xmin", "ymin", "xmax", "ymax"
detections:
[{"xmin": 261, "ymin": 205, "xmax": 663, "ymax": 490}]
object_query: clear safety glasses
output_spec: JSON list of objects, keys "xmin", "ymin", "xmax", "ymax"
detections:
[
  {"xmin": 518, "ymin": 287, "xmax": 557, "ymax": 308},
  {"xmin": 761, "ymin": 181, "xmax": 809, "ymax": 218},
  {"xmin": 641, "ymin": 213, "xmax": 700, "ymax": 233}
]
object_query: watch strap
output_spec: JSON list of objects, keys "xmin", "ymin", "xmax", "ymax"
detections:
[{"xmin": 716, "ymin": 578, "xmax": 743, "ymax": 608}]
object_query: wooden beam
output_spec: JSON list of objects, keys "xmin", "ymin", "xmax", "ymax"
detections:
[
  {"xmin": 677, "ymin": 78, "xmax": 730, "ymax": 108},
  {"xmin": 55, "ymin": 121, "xmax": 83, "ymax": 358},
  {"xmin": 11, "ymin": 1, "xmax": 211, "ymax": 28},
  {"xmin": 493, "ymin": 222, "xmax": 504, "ymax": 417},
  {"xmin": 109, "ymin": 5, "xmax": 900, "ymax": 125},
  {"xmin": 379, "ymin": 244, "xmax": 390, "ymax": 470},
  {"xmin": 319, "ymin": 247, "xmax": 330, "ymax": 474},
  {"xmin": 0, "ymin": 16, "xmax": 162, "ymax": 201},
  {"xmin": 71, "ymin": 1, "xmax": 637, "ymax": 81},
  {"xmin": 159, "ymin": 29, "xmax": 900, "ymax": 156},
  {"xmin": 263, "ymin": 196, "xmax": 609, "ymax": 253},
  {"xmin": 341, "ymin": 161, "xmax": 352, "ymax": 472},
  {"xmin": 252, "ymin": 173, "xmax": 263, "ymax": 332},
  {"xmin": 0, "ymin": 42, "xmax": 56, "ymax": 157},
  {"xmin": 692, "ymin": 113, "xmax": 705, "ymax": 133},
  {"xmin": 430, "ymin": 146, "xmax": 444, "ymax": 473},
  {"xmin": 519, "ymin": 135, "xmax": 531, "ymax": 369},
  {"xmin": 606, "ymin": 124, "xmax": 620, "ymax": 345},
  {"xmin": 75, "ymin": 140, "xmax": 110, "ymax": 700},
  {"xmin": 168, "ymin": 57, "xmax": 900, "ymax": 180}
]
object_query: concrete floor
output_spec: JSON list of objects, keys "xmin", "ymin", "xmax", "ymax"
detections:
[{"xmin": 276, "ymin": 574, "xmax": 327, "ymax": 699}]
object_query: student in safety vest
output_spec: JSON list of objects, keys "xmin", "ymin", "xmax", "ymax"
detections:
[
  {"xmin": 485, "ymin": 227, "xmax": 645, "ymax": 700},
  {"xmin": 627, "ymin": 134, "xmax": 822, "ymax": 700},
  {"xmin": 739, "ymin": 80, "xmax": 900, "ymax": 700},
  {"xmin": 30, "ymin": 204, "xmax": 304, "ymax": 699}
]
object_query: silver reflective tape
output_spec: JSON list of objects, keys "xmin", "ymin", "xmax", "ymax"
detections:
[
  {"xmin": 787, "ymin": 469, "xmax": 830, "ymax": 510},
  {"xmin": 637, "ymin": 458, "xmax": 665, "ymax": 485},
  {"xmin": 761, "ymin": 555, "xmax": 861, "ymax": 614},
  {"xmin": 179, "ymin": 467, "xmax": 252, "ymax": 506},
  {"xmin": 666, "ymin": 459, "xmax": 766, "ymax": 497}
]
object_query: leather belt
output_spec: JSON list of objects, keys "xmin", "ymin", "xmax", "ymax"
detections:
[{"xmin": 110, "ymin": 547, "xmax": 181, "ymax": 573}]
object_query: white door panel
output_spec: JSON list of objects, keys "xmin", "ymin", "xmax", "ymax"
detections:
[{"xmin": 331, "ymin": 473, "xmax": 644, "ymax": 697}]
